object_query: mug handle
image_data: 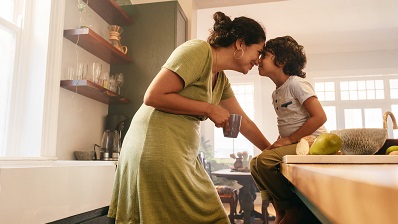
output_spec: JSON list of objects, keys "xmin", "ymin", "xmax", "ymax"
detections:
[{"xmin": 122, "ymin": 46, "xmax": 128, "ymax": 54}]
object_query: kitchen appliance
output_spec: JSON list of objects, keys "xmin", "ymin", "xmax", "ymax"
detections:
[
  {"xmin": 100, "ymin": 130, "xmax": 120, "ymax": 160},
  {"xmin": 99, "ymin": 115, "xmax": 126, "ymax": 161}
]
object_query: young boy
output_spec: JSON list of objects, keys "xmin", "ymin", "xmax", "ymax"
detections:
[{"xmin": 250, "ymin": 36, "xmax": 327, "ymax": 224}]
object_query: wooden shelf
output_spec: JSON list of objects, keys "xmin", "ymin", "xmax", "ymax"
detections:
[
  {"xmin": 62, "ymin": 1, "xmax": 132, "ymax": 104},
  {"xmin": 64, "ymin": 28, "xmax": 131, "ymax": 64},
  {"xmin": 60, "ymin": 80, "xmax": 128, "ymax": 104},
  {"xmin": 82, "ymin": 0, "xmax": 132, "ymax": 25}
]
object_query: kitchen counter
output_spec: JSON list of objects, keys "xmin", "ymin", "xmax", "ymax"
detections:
[
  {"xmin": 0, "ymin": 160, "xmax": 117, "ymax": 168},
  {"xmin": 281, "ymin": 161, "xmax": 398, "ymax": 224},
  {"xmin": 0, "ymin": 160, "xmax": 117, "ymax": 223}
]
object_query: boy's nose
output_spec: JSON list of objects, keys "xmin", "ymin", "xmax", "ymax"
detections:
[{"xmin": 254, "ymin": 58, "xmax": 259, "ymax": 65}]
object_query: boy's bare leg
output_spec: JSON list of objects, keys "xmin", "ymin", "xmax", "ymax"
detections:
[
  {"xmin": 272, "ymin": 199, "xmax": 285, "ymax": 224},
  {"xmin": 279, "ymin": 205, "xmax": 303, "ymax": 224}
]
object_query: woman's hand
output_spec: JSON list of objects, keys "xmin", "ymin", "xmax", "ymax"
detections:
[{"xmin": 207, "ymin": 105, "xmax": 230, "ymax": 128}]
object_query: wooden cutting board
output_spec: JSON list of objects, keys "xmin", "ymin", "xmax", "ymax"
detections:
[{"xmin": 283, "ymin": 155, "xmax": 398, "ymax": 164}]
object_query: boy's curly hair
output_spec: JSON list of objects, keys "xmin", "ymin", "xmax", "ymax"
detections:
[{"xmin": 263, "ymin": 36, "xmax": 306, "ymax": 78}]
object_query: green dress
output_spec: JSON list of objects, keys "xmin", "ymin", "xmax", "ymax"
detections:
[{"xmin": 108, "ymin": 40, "xmax": 234, "ymax": 224}]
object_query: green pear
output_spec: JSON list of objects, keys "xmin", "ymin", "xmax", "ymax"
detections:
[
  {"xmin": 386, "ymin": 145, "xmax": 398, "ymax": 155},
  {"xmin": 309, "ymin": 133, "xmax": 343, "ymax": 155}
]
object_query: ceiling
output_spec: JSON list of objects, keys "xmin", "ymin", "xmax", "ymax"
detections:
[
  {"xmin": 194, "ymin": 0, "xmax": 398, "ymax": 55},
  {"xmin": 193, "ymin": 0, "xmax": 285, "ymax": 9}
]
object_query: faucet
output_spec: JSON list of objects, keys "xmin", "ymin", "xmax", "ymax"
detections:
[{"xmin": 383, "ymin": 111, "xmax": 398, "ymax": 130}]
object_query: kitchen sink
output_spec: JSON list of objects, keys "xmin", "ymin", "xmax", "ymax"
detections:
[{"xmin": 375, "ymin": 138, "xmax": 398, "ymax": 155}]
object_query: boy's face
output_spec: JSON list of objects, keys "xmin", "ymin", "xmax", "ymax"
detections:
[
  {"xmin": 258, "ymin": 51, "xmax": 279, "ymax": 77},
  {"xmin": 235, "ymin": 41, "xmax": 265, "ymax": 74}
]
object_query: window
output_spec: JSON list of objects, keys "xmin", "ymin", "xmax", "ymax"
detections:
[
  {"xmin": 364, "ymin": 108, "xmax": 383, "ymax": 128},
  {"xmin": 322, "ymin": 106, "xmax": 336, "ymax": 131},
  {"xmin": 315, "ymin": 75, "xmax": 398, "ymax": 137},
  {"xmin": 392, "ymin": 105, "xmax": 398, "ymax": 137},
  {"xmin": 0, "ymin": 1, "xmax": 63, "ymax": 158},
  {"xmin": 214, "ymin": 83, "xmax": 255, "ymax": 158},
  {"xmin": 344, "ymin": 109, "xmax": 362, "ymax": 128},
  {"xmin": 314, "ymin": 82, "xmax": 335, "ymax": 101},
  {"xmin": 391, "ymin": 79, "xmax": 398, "ymax": 99},
  {"xmin": 0, "ymin": 0, "xmax": 24, "ymax": 156},
  {"xmin": 340, "ymin": 80, "xmax": 384, "ymax": 100}
]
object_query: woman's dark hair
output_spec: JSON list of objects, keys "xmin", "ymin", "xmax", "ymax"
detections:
[
  {"xmin": 263, "ymin": 36, "xmax": 307, "ymax": 78},
  {"xmin": 207, "ymin": 11, "xmax": 266, "ymax": 48}
]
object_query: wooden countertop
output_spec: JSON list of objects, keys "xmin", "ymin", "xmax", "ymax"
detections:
[{"xmin": 281, "ymin": 163, "xmax": 398, "ymax": 224}]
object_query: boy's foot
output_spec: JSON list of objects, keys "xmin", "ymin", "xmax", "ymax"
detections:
[{"xmin": 274, "ymin": 209, "xmax": 285, "ymax": 224}]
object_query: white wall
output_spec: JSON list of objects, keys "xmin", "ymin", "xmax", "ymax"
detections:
[
  {"xmin": 56, "ymin": 0, "xmax": 111, "ymax": 160},
  {"xmin": 306, "ymin": 50, "xmax": 398, "ymax": 76}
]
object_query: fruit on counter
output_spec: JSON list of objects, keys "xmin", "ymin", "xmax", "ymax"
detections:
[
  {"xmin": 310, "ymin": 133, "xmax": 343, "ymax": 155},
  {"xmin": 386, "ymin": 145, "xmax": 398, "ymax": 155},
  {"xmin": 296, "ymin": 135, "xmax": 317, "ymax": 155},
  {"xmin": 296, "ymin": 133, "xmax": 343, "ymax": 155}
]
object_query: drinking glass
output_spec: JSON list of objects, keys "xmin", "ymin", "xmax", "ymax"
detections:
[
  {"xmin": 103, "ymin": 72, "xmax": 110, "ymax": 89},
  {"xmin": 92, "ymin": 63, "xmax": 102, "ymax": 83},
  {"xmin": 77, "ymin": 63, "xmax": 88, "ymax": 80},
  {"xmin": 67, "ymin": 66, "xmax": 75, "ymax": 80},
  {"xmin": 109, "ymin": 74, "xmax": 117, "ymax": 92},
  {"xmin": 115, "ymin": 73, "xmax": 124, "ymax": 95}
]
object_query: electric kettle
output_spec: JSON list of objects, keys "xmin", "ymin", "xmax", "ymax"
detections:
[{"xmin": 100, "ymin": 130, "xmax": 120, "ymax": 161}]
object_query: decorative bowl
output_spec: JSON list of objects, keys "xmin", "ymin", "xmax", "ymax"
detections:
[
  {"xmin": 330, "ymin": 128, "xmax": 387, "ymax": 155},
  {"xmin": 74, "ymin": 151, "xmax": 95, "ymax": 160}
]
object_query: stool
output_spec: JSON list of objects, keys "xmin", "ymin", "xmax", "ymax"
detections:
[{"xmin": 216, "ymin": 185, "xmax": 238, "ymax": 224}]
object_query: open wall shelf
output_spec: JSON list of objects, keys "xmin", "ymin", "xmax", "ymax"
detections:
[
  {"xmin": 82, "ymin": 0, "xmax": 132, "ymax": 25},
  {"xmin": 62, "ymin": 0, "xmax": 132, "ymax": 104},
  {"xmin": 64, "ymin": 28, "xmax": 132, "ymax": 64},
  {"xmin": 61, "ymin": 80, "xmax": 128, "ymax": 104}
]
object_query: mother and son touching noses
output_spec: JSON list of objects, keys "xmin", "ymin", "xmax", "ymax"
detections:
[{"xmin": 108, "ymin": 11, "xmax": 326, "ymax": 224}]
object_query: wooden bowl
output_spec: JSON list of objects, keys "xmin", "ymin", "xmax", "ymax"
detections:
[{"xmin": 74, "ymin": 151, "xmax": 95, "ymax": 160}]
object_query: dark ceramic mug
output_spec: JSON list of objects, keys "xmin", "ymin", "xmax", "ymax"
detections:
[{"xmin": 223, "ymin": 114, "xmax": 242, "ymax": 138}]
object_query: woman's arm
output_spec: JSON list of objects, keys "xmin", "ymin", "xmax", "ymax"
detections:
[
  {"xmin": 219, "ymin": 97, "xmax": 271, "ymax": 150},
  {"xmin": 270, "ymin": 96, "xmax": 327, "ymax": 148},
  {"xmin": 144, "ymin": 68, "xmax": 230, "ymax": 127}
]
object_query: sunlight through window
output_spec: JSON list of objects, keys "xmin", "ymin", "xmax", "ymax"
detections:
[{"xmin": 214, "ymin": 83, "xmax": 254, "ymax": 158}]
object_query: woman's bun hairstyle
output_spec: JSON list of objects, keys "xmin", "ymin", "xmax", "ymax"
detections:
[{"xmin": 208, "ymin": 12, "xmax": 266, "ymax": 48}]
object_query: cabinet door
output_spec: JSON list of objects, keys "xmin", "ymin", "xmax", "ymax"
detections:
[
  {"xmin": 176, "ymin": 6, "xmax": 187, "ymax": 47},
  {"xmin": 109, "ymin": 1, "xmax": 187, "ymax": 140}
]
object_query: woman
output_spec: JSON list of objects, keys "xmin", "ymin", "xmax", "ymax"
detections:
[{"xmin": 108, "ymin": 11, "xmax": 271, "ymax": 224}]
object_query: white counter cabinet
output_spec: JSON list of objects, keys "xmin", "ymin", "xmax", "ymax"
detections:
[{"xmin": 0, "ymin": 161, "xmax": 116, "ymax": 223}]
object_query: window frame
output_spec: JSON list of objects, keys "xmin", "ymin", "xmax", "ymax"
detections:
[
  {"xmin": 314, "ymin": 74, "xmax": 398, "ymax": 137},
  {"xmin": 201, "ymin": 73, "xmax": 264, "ymax": 160}
]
